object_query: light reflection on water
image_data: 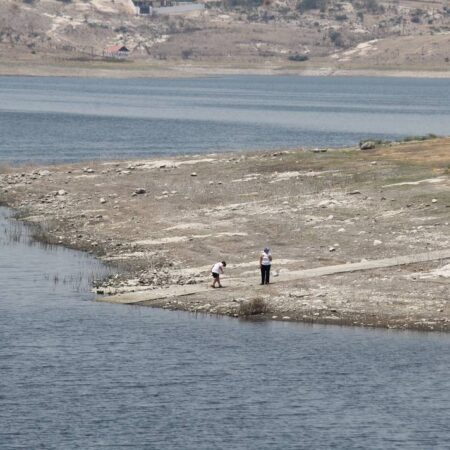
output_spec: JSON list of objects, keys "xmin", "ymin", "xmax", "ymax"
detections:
[{"xmin": 1, "ymin": 207, "xmax": 449, "ymax": 449}]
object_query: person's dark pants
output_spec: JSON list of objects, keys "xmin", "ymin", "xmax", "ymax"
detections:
[{"xmin": 261, "ymin": 265, "xmax": 271, "ymax": 285}]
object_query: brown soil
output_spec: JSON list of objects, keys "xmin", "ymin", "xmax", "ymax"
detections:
[{"xmin": 1, "ymin": 138, "xmax": 449, "ymax": 331}]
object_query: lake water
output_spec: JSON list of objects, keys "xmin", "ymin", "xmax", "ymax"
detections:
[
  {"xmin": 1, "ymin": 75, "xmax": 450, "ymax": 164},
  {"xmin": 1, "ymin": 207, "xmax": 450, "ymax": 449}
]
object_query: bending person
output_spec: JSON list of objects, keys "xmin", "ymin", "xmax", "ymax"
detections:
[{"xmin": 211, "ymin": 261, "xmax": 226, "ymax": 288}]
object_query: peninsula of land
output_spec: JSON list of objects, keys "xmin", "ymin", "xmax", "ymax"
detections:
[{"xmin": 1, "ymin": 137, "xmax": 449, "ymax": 331}]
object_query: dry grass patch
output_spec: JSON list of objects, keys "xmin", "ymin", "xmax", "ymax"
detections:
[{"xmin": 238, "ymin": 297, "xmax": 268, "ymax": 317}]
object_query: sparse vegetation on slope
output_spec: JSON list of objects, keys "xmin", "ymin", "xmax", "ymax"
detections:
[{"xmin": 1, "ymin": 0, "xmax": 450, "ymax": 74}]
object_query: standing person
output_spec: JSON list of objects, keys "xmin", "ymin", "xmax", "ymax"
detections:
[
  {"xmin": 211, "ymin": 261, "xmax": 226, "ymax": 288},
  {"xmin": 259, "ymin": 247, "xmax": 272, "ymax": 285}
]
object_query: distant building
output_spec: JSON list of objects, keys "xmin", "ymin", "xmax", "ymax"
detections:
[{"xmin": 104, "ymin": 45, "xmax": 130, "ymax": 59}]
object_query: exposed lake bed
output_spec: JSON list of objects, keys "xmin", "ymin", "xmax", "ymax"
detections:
[{"xmin": 2, "ymin": 137, "xmax": 449, "ymax": 331}]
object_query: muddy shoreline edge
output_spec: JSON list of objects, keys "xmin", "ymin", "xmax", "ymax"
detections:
[{"xmin": 1, "ymin": 139, "xmax": 449, "ymax": 332}]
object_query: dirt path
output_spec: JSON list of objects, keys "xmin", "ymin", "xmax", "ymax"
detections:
[{"xmin": 101, "ymin": 248, "xmax": 450, "ymax": 304}]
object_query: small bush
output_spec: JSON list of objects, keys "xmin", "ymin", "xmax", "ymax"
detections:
[
  {"xmin": 362, "ymin": 0, "xmax": 384, "ymax": 14},
  {"xmin": 335, "ymin": 14, "xmax": 348, "ymax": 21},
  {"xmin": 181, "ymin": 49, "xmax": 193, "ymax": 60},
  {"xmin": 238, "ymin": 297, "xmax": 267, "ymax": 317},
  {"xmin": 288, "ymin": 54, "xmax": 309, "ymax": 62},
  {"xmin": 328, "ymin": 29, "xmax": 344, "ymax": 47},
  {"xmin": 297, "ymin": 0, "xmax": 327, "ymax": 12}
]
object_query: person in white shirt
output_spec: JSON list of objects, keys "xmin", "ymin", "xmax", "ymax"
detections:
[
  {"xmin": 259, "ymin": 247, "xmax": 272, "ymax": 285},
  {"xmin": 211, "ymin": 261, "xmax": 226, "ymax": 288}
]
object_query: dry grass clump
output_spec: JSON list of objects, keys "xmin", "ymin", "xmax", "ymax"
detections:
[{"xmin": 238, "ymin": 297, "xmax": 267, "ymax": 317}]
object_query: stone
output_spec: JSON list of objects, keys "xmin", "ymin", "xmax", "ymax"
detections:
[
  {"xmin": 57, "ymin": 189, "xmax": 67, "ymax": 196},
  {"xmin": 39, "ymin": 170, "xmax": 51, "ymax": 177},
  {"xmin": 373, "ymin": 240, "xmax": 382, "ymax": 246},
  {"xmin": 100, "ymin": 197, "xmax": 107, "ymax": 204},
  {"xmin": 134, "ymin": 188, "xmax": 146, "ymax": 194},
  {"xmin": 191, "ymin": 172, "xmax": 197, "ymax": 177},
  {"xmin": 432, "ymin": 198, "xmax": 437, "ymax": 203},
  {"xmin": 360, "ymin": 140, "xmax": 376, "ymax": 150}
]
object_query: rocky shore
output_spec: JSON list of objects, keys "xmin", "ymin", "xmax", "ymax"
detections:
[{"xmin": 1, "ymin": 138, "xmax": 449, "ymax": 331}]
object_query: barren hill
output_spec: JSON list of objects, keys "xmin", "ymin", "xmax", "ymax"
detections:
[{"xmin": 1, "ymin": 0, "xmax": 450, "ymax": 76}]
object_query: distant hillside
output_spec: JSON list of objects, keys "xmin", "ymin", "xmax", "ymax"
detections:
[{"xmin": 0, "ymin": 0, "xmax": 449, "ymax": 74}]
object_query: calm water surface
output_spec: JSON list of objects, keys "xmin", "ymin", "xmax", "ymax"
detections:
[
  {"xmin": 1, "ymin": 208, "xmax": 449, "ymax": 449},
  {"xmin": 1, "ymin": 76, "xmax": 450, "ymax": 164}
]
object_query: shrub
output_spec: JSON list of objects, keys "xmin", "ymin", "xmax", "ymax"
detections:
[
  {"xmin": 363, "ymin": 0, "xmax": 384, "ymax": 14},
  {"xmin": 288, "ymin": 54, "xmax": 309, "ymax": 61},
  {"xmin": 238, "ymin": 297, "xmax": 267, "ymax": 317},
  {"xmin": 335, "ymin": 13, "xmax": 348, "ymax": 21},
  {"xmin": 296, "ymin": 0, "xmax": 327, "ymax": 13},
  {"xmin": 328, "ymin": 29, "xmax": 344, "ymax": 47},
  {"xmin": 181, "ymin": 49, "xmax": 193, "ymax": 59},
  {"xmin": 222, "ymin": 0, "xmax": 263, "ymax": 9}
]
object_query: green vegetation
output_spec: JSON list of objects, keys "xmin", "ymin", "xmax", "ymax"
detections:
[
  {"xmin": 296, "ymin": 0, "xmax": 327, "ymax": 13},
  {"xmin": 328, "ymin": 29, "xmax": 344, "ymax": 47},
  {"xmin": 402, "ymin": 134, "xmax": 438, "ymax": 142},
  {"xmin": 222, "ymin": 0, "xmax": 263, "ymax": 9},
  {"xmin": 288, "ymin": 54, "xmax": 309, "ymax": 62}
]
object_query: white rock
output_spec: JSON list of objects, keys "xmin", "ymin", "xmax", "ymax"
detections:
[
  {"xmin": 100, "ymin": 197, "xmax": 107, "ymax": 204},
  {"xmin": 191, "ymin": 172, "xmax": 197, "ymax": 177},
  {"xmin": 432, "ymin": 198, "xmax": 437, "ymax": 203},
  {"xmin": 373, "ymin": 240, "xmax": 382, "ymax": 246}
]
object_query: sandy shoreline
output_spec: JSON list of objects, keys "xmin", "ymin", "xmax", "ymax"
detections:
[
  {"xmin": 1, "ymin": 58, "xmax": 450, "ymax": 79},
  {"xmin": 1, "ymin": 139, "xmax": 449, "ymax": 331}
]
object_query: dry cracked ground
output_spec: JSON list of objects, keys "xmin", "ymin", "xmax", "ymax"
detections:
[{"xmin": 1, "ymin": 137, "xmax": 449, "ymax": 331}]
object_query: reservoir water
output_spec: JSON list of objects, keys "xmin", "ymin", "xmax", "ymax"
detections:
[
  {"xmin": 1, "ymin": 76, "xmax": 450, "ymax": 448},
  {"xmin": 1, "ymin": 208, "xmax": 450, "ymax": 449},
  {"xmin": 1, "ymin": 76, "xmax": 450, "ymax": 164}
]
